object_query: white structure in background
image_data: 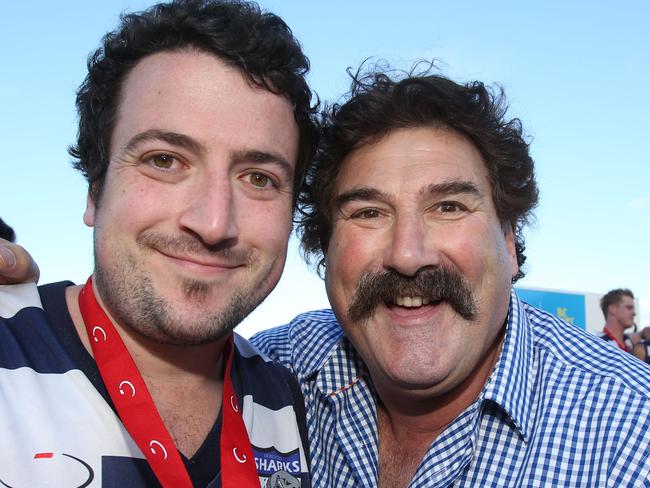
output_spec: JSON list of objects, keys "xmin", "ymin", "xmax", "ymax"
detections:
[{"xmin": 516, "ymin": 286, "xmax": 642, "ymax": 335}]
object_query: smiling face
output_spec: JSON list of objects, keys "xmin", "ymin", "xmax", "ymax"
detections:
[
  {"xmin": 324, "ymin": 127, "xmax": 519, "ymax": 401},
  {"xmin": 84, "ymin": 49, "xmax": 299, "ymax": 345}
]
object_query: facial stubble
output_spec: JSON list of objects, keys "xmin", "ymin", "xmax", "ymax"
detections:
[{"xmin": 93, "ymin": 231, "xmax": 268, "ymax": 346}]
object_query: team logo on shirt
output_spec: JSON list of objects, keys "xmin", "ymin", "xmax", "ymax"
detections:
[
  {"xmin": 0, "ymin": 452, "xmax": 94, "ymax": 487},
  {"xmin": 253, "ymin": 446, "xmax": 301, "ymax": 487},
  {"xmin": 267, "ymin": 470, "xmax": 301, "ymax": 488}
]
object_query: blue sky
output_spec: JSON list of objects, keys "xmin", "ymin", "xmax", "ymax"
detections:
[{"xmin": 1, "ymin": 0, "xmax": 648, "ymax": 335}]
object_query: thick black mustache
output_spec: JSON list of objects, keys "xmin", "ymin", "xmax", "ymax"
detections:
[{"xmin": 347, "ymin": 266, "xmax": 477, "ymax": 322}]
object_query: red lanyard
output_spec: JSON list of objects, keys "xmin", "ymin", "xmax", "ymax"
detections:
[
  {"xmin": 78, "ymin": 277, "xmax": 260, "ymax": 487},
  {"xmin": 603, "ymin": 327, "xmax": 628, "ymax": 351}
]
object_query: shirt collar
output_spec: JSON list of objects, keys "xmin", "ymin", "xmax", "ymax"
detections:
[
  {"xmin": 315, "ymin": 335, "xmax": 371, "ymax": 397},
  {"xmin": 481, "ymin": 289, "xmax": 535, "ymax": 442}
]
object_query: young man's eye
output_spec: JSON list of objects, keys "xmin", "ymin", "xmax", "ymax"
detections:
[
  {"xmin": 248, "ymin": 172, "xmax": 272, "ymax": 188},
  {"xmin": 246, "ymin": 172, "xmax": 277, "ymax": 188},
  {"xmin": 143, "ymin": 153, "xmax": 182, "ymax": 170},
  {"xmin": 152, "ymin": 154, "xmax": 175, "ymax": 168}
]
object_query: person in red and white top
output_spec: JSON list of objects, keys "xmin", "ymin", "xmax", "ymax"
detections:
[
  {"xmin": 0, "ymin": 1, "xmax": 316, "ymax": 486},
  {"xmin": 600, "ymin": 288, "xmax": 650, "ymax": 363}
]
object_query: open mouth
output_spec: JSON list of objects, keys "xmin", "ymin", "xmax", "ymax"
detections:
[{"xmin": 386, "ymin": 296, "xmax": 442, "ymax": 308}]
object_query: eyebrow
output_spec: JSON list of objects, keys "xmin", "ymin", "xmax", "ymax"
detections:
[
  {"xmin": 335, "ymin": 187, "xmax": 386, "ymax": 210},
  {"xmin": 123, "ymin": 129, "xmax": 206, "ymax": 156},
  {"xmin": 335, "ymin": 179, "xmax": 482, "ymax": 210},
  {"xmin": 421, "ymin": 180, "xmax": 482, "ymax": 198}
]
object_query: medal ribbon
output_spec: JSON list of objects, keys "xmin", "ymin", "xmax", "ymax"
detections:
[
  {"xmin": 603, "ymin": 327, "xmax": 628, "ymax": 351},
  {"xmin": 78, "ymin": 276, "xmax": 259, "ymax": 487}
]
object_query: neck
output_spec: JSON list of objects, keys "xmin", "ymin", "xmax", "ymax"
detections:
[
  {"xmin": 604, "ymin": 319, "xmax": 626, "ymax": 343},
  {"xmin": 375, "ymin": 332, "xmax": 503, "ymax": 488},
  {"xmin": 66, "ymin": 281, "xmax": 228, "ymax": 457},
  {"xmin": 65, "ymin": 284, "xmax": 227, "ymax": 382}
]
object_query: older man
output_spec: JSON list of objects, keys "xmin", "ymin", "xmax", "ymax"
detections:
[
  {"xmin": 253, "ymin": 71, "xmax": 650, "ymax": 486},
  {"xmin": 0, "ymin": 1, "xmax": 316, "ymax": 486}
]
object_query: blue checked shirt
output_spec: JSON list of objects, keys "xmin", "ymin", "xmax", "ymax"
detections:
[{"xmin": 251, "ymin": 291, "xmax": 650, "ymax": 487}]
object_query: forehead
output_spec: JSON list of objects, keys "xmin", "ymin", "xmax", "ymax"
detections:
[
  {"xmin": 111, "ymin": 49, "xmax": 299, "ymax": 165},
  {"xmin": 335, "ymin": 127, "xmax": 490, "ymax": 196}
]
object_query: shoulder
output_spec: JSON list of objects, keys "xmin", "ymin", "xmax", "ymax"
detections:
[
  {"xmin": 0, "ymin": 282, "xmax": 44, "ymax": 319},
  {"xmin": 250, "ymin": 309, "xmax": 344, "ymax": 379},
  {"xmin": 0, "ymin": 281, "xmax": 76, "ymax": 373},
  {"xmin": 232, "ymin": 334, "xmax": 299, "ymax": 402}
]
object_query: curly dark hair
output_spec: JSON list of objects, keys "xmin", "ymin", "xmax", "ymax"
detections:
[
  {"xmin": 298, "ymin": 66, "xmax": 539, "ymax": 282},
  {"xmin": 600, "ymin": 288, "xmax": 634, "ymax": 319},
  {"xmin": 70, "ymin": 0, "xmax": 318, "ymax": 205}
]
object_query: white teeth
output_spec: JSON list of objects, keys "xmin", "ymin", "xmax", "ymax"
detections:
[{"xmin": 395, "ymin": 296, "xmax": 425, "ymax": 308}]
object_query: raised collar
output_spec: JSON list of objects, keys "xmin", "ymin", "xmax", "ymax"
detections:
[{"xmin": 480, "ymin": 290, "xmax": 535, "ymax": 442}]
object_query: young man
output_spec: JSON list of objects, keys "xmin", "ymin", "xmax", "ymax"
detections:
[
  {"xmin": 600, "ymin": 288, "xmax": 650, "ymax": 363},
  {"xmin": 0, "ymin": 1, "xmax": 317, "ymax": 486}
]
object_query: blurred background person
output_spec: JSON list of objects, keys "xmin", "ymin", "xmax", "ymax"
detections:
[{"xmin": 600, "ymin": 288, "xmax": 650, "ymax": 363}]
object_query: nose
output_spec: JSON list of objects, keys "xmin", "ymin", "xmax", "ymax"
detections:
[
  {"xmin": 383, "ymin": 214, "xmax": 439, "ymax": 276},
  {"xmin": 178, "ymin": 170, "xmax": 238, "ymax": 246}
]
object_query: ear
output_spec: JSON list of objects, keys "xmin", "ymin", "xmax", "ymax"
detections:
[
  {"xmin": 503, "ymin": 222, "xmax": 519, "ymax": 279},
  {"xmin": 607, "ymin": 303, "xmax": 618, "ymax": 317},
  {"xmin": 83, "ymin": 190, "xmax": 97, "ymax": 228}
]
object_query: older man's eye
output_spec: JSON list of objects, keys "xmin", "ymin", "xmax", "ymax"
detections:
[
  {"xmin": 438, "ymin": 202, "xmax": 465, "ymax": 212},
  {"xmin": 351, "ymin": 208, "xmax": 381, "ymax": 219}
]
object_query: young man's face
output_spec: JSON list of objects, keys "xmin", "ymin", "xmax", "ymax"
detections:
[
  {"xmin": 611, "ymin": 295, "xmax": 637, "ymax": 329},
  {"xmin": 84, "ymin": 49, "xmax": 299, "ymax": 344},
  {"xmin": 324, "ymin": 127, "xmax": 518, "ymax": 401}
]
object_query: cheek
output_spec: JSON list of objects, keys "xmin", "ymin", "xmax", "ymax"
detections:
[
  {"xmin": 442, "ymin": 221, "xmax": 510, "ymax": 283},
  {"xmin": 243, "ymin": 200, "xmax": 293, "ymax": 255},
  {"xmin": 325, "ymin": 224, "xmax": 383, "ymax": 300},
  {"xmin": 95, "ymin": 175, "xmax": 164, "ymax": 227},
  {"xmin": 443, "ymin": 231, "xmax": 485, "ymax": 279}
]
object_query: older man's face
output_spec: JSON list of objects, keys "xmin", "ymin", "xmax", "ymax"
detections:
[
  {"xmin": 83, "ymin": 49, "xmax": 299, "ymax": 345},
  {"xmin": 324, "ymin": 127, "xmax": 518, "ymax": 401}
]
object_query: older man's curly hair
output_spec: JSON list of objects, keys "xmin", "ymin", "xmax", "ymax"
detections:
[{"xmin": 297, "ymin": 65, "xmax": 538, "ymax": 282}]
